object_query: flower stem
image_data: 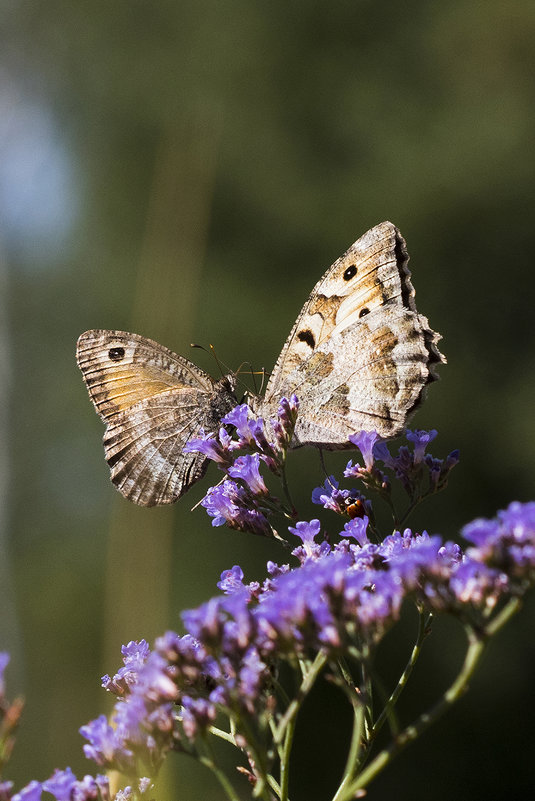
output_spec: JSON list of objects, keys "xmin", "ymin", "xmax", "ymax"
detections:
[
  {"xmin": 274, "ymin": 650, "xmax": 328, "ymax": 745},
  {"xmin": 207, "ymin": 724, "xmax": 238, "ymax": 745},
  {"xmin": 370, "ymin": 608, "xmax": 431, "ymax": 741},
  {"xmin": 198, "ymin": 738, "xmax": 242, "ymax": 801},
  {"xmin": 279, "ymin": 705, "xmax": 297, "ymax": 801},
  {"xmin": 331, "ymin": 688, "xmax": 366, "ymax": 801},
  {"xmin": 335, "ymin": 597, "xmax": 521, "ymax": 799},
  {"xmin": 233, "ymin": 714, "xmax": 274, "ymax": 801}
]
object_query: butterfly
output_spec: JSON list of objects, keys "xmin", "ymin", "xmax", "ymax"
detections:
[{"xmin": 77, "ymin": 221, "xmax": 444, "ymax": 506}]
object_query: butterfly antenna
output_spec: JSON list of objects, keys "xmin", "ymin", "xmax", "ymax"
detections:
[
  {"xmin": 234, "ymin": 361, "xmax": 263, "ymax": 395},
  {"xmin": 190, "ymin": 342, "xmax": 230, "ymax": 379},
  {"xmin": 254, "ymin": 365, "xmax": 268, "ymax": 395},
  {"xmin": 233, "ymin": 362, "xmax": 271, "ymax": 401}
]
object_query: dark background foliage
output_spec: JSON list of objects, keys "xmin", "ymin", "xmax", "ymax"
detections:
[{"xmin": 1, "ymin": 1, "xmax": 534, "ymax": 798}]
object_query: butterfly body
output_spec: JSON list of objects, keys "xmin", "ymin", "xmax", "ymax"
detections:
[{"xmin": 77, "ymin": 222, "xmax": 444, "ymax": 505}]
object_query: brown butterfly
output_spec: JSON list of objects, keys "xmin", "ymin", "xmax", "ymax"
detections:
[{"xmin": 77, "ymin": 221, "xmax": 444, "ymax": 506}]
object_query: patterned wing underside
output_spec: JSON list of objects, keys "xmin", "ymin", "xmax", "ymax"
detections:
[
  {"xmin": 268, "ymin": 304, "xmax": 441, "ymax": 445},
  {"xmin": 255, "ymin": 221, "xmax": 444, "ymax": 444},
  {"xmin": 76, "ymin": 329, "xmax": 215, "ymax": 419},
  {"xmin": 265, "ymin": 221, "xmax": 413, "ymax": 403},
  {"xmin": 103, "ymin": 389, "xmax": 215, "ymax": 505},
  {"xmin": 76, "ymin": 329, "xmax": 236, "ymax": 505}
]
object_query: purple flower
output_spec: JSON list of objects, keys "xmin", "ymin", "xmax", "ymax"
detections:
[
  {"xmin": 113, "ymin": 790, "xmax": 133, "ymax": 801},
  {"xmin": 312, "ymin": 478, "xmax": 372, "ymax": 520},
  {"xmin": 111, "ymin": 780, "xmax": 151, "ymax": 801},
  {"xmin": 228, "ymin": 453, "xmax": 268, "ymax": 495},
  {"xmin": 182, "ymin": 593, "xmax": 256, "ymax": 659},
  {"xmin": 405, "ymin": 428, "xmax": 437, "ymax": 464},
  {"xmin": 499, "ymin": 501, "xmax": 535, "ymax": 540},
  {"xmin": 11, "ymin": 783, "xmax": 42, "ymax": 801},
  {"xmin": 101, "ymin": 639, "xmax": 150, "ymax": 695},
  {"xmin": 201, "ymin": 480, "xmax": 272, "ymax": 537},
  {"xmin": 289, "ymin": 519, "xmax": 321, "ymax": 546},
  {"xmin": 221, "ymin": 404, "xmax": 251, "ymax": 435},
  {"xmin": 270, "ymin": 395, "xmax": 299, "ymax": 448},
  {"xmin": 425, "ymin": 449, "xmax": 460, "ymax": 489},
  {"xmin": 132, "ymin": 651, "xmax": 178, "ymax": 703},
  {"xmin": 72, "ymin": 775, "xmax": 109, "ymax": 801},
  {"xmin": 183, "ymin": 428, "xmax": 234, "ymax": 467},
  {"xmin": 312, "ymin": 476, "xmax": 345, "ymax": 512},
  {"xmin": 153, "ymin": 630, "xmax": 183, "ymax": 658},
  {"xmin": 113, "ymin": 694, "xmax": 152, "ymax": 746},
  {"xmin": 80, "ymin": 715, "xmax": 134, "ymax": 771},
  {"xmin": 341, "ymin": 516, "xmax": 370, "ymax": 546},
  {"xmin": 462, "ymin": 501, "xmax": 535, "ymax": 583},
  {"xmin": 180, "ymin": 695, "xmax": 216, "ymax": 738},
  {"xmin": 42, "ymin": 769, "xmax": 77, "ymax": 801},
  {"xmin": 372, "ymin": 440, "xmax": 396, "ymax": 469},
  {"xmin": 344, "ymin": 434, "xmax": 390, "ymax": 493},
  {"xmin": 220, "ymin": 404, "xmax": 268, "ymax": 453},
  {"xmin": 266, "ymin": 560, "xmax": 290, "ymax": 577},
  {"xmin": 288, "ymin": 519, "xmax": 330, "ymax": 562},
  {"xmin": 349, "ymin": 430, "xmax": 381, "ymax": 471},
  {"xmin": 449, "ymin": 559, "xmax": 508, "ymax": 609},
  {"xmin": 238, "ymin": 648, "xmax": 267, "ymax": 700},
  {"xmin": 217, "ymin": 565, "xmax": 245, "ymax": 594}
]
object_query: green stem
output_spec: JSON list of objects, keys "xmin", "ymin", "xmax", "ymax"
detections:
[
  {"xmin": 485, "ymin": 596, "xmax": 522, "ymax": 635},
  {"xmin": 336, "ymin": 597, "xmax": 521, "ymax": 799},
  {"xmin": 266, "ymin": 774, "xmax": 283, "ymax": 799},
  {"xmin": 370, "ymin": 609, "xmax": 431, "ymax": 741},
  {"xmin": 208, "ymin": 720, "xmax": 284, "ymax": 798},
  {"xmin": 208, "ymin": 724, "xmax": 238, "ymax": 745},
  {"xmin": 234, "ymin": 714, "xmax": 273, "ymax": 801},
  {"xmin": 360, "ymin": 657, "xmax": 373, "ymax": 741},
  {"xmin": 279, "ymin": 706, "xmax": 297, "ymax": 801},
  {"xmin": 274, "ymin": 650, "xmax": 328, "ymax": 745},
  {"xmin": 331, "ymin": 690, "xmax": 366, "ymax": 801},
  {"xmin": 199, "ymin": 738, "xmax": 242, "ymax": 801}
]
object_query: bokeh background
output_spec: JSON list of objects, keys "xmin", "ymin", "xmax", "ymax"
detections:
[{"xmin": 1, "ymin": 1, "xmax": 535, "ymax": 798}]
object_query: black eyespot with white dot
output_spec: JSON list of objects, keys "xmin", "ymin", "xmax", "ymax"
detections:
[
  {"xmin": 108, "ymin": 346, "xmax": 125, "ymax": 361},
  {"xmin": 343, "ymin": 264, "xmax": 357, "ymax": 281},
  {"xmin": 359, "ymin": 308, "xmax": 370, "ymax": 318}
]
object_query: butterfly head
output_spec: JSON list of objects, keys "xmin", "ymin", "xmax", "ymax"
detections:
[{"xmin": 217, "ymin": 373, "xmax": 238, "ymax": 396}]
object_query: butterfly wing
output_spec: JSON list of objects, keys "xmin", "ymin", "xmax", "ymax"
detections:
[
  {"xmin": 258, "ymin": 222, "xmax": 444, "ymax": 445},
  {"xmin": 76, "ymin": 330, "xmax": 236, "ymax": 505}
]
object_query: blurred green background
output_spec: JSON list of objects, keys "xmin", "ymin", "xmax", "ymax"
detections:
[{"xmin": 1, "ymin": 1, "xmax": 535, "ymax": 798}]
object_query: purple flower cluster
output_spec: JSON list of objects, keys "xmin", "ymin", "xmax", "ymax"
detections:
[
  {"xmin": 5, "ymin": 498, "xmax": 535, "ymax": 799},
  {"xmin": 4, "ymin": 391, "xmax": 533, "ymax": 798},
  {"xmin": 76, "ymin": 502, "xmax": 535, "ymax": 768},
  {"xmin": 344, "ymin": 428, "xmax": 459, "ymax": 501},
  {"xmin": 184, "ymin": 397, "xmax": 299, "ymax": 535},
  {"xmin": 185, "ymin": 396, "xmax": 298, "ymax": 474},
  {"xmin": 186, "ymin": 390, "xmax": 458, "ymax": 541},
  {"xmin": 10, "ymin": 772, "xmax": 152, "ymax": 801},
  {"xmin": 462, "ymin": 501, "xmax": 535, "ymax": 589}
]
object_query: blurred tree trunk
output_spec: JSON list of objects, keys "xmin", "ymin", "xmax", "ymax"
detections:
[{"xmin": 102, "ymin": 109, "xmax": 221, "ymax": 795}]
